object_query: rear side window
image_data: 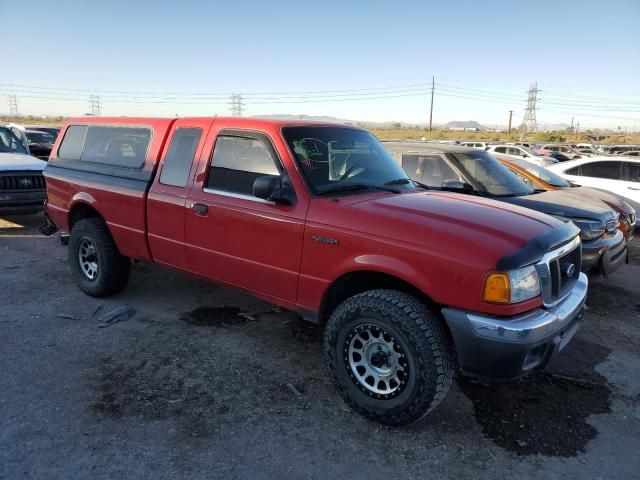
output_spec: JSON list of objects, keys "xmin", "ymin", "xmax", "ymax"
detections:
[
  {"xmin": 206, "ymin": 135, "xmax": 280, "ymax": 196},
  {"xmin": 507, "ymin": 147, "xmax": 522, "ymax": 156},
  {"xmin": 57, "ymin": 125, "xmax": 151, "ymax": 169},
  {"xmin": 159, "ymin": 128, "xmax": 202, "ymax": 187},
  {"xmin": 58, "ymin": 125, "xmax": 87, "ymax": 160},
  {"xmin": 627, "ymin": 162, "xmax": 640, "ymax": 182},
  {"xmin": 494, "ymin": 146, "xmax": 506, "ymax": 154},
  {"xmin": 580, "ymin": 161, "xmax": 622, "ymax": 180}
]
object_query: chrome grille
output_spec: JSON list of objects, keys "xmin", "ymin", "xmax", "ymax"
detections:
[{"xmin": 536, "ymin": 236, "xmax": 582, "ymax": 307}]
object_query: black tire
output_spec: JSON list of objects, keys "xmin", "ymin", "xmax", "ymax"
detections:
[
  {"xmin": 324, "ymin": 289, "xmax": 454, "ymax": 426},
  {"xmin": 68, "ymin": 218, "xmax": 130, "ymax": 297}
]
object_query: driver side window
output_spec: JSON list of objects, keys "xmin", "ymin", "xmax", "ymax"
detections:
[{"xmin": 206, "ymin": 135, "xmax": 280, "ymax": 196}]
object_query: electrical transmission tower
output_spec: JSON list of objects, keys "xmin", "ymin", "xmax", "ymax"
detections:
[
  {"xmin": 89, "ymin": 95, "xmax": 102, "ymax": 116},
  {"xmin": 519, "ymin": 83, "xmax": 540, "ymax": 140},
  {"xmin": 229, "ymin": 94, "xmax": 244, "ymax": 116},
  {"xmin": 8, "ymin": 95, "xmax": 19, "ymax": 117}
]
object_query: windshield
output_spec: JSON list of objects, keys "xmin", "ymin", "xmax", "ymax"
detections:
[
  {"xmin": 512, "ymin": 159, "xmax": 571, "ymax": 187},
  {"xmin": 282, "ymin": 126, "xmax": 413, "ymax": 194},
  {"xmin": 26, "ymin": 131, "xmax": 55, "ymax": 144},
  {"xmin": 451, "ymin": 151, "xmax": 534, "ymax": 196},
  {"xmin": 0, "ymin": 127, "xmax": 28, "ymax": 154}
]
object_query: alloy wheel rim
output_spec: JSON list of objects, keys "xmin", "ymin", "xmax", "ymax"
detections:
[
  {"xmin": 77, "ymin": 237, "xmax": 99, "ymax": 281},
  {"xmin": 344, "ymin": 324, "xmax": 409, "ymax": 399}
]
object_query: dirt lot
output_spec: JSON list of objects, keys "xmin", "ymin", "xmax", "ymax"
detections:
[{"xmin": 1, "ymin": 214, "xmax": 639, "ymax": 480}]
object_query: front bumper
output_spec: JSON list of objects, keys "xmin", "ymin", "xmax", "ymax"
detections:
[
  {"xmin": 0, "ymin": 190, "xmax": 47, "ymax": 215},
  {"xmin": 441, "ymin": 272, "xmax": 588, "ymax": 379},
  {"xmin": 582, "ymin": 230, "xmax": 627, "ymax": 276}
]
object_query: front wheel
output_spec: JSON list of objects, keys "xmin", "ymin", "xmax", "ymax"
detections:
[
  {"xmin": 324, "ymin": 289, "xmax": 454, "ymax": 426},
  {"xmin": 68, "ymin": 218, "xmax": 131, "ymax": 297}
]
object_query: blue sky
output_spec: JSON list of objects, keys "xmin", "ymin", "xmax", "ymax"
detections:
[{"xmin": 2, "ymin": 0, "xmax": 639, "ymax": 129}]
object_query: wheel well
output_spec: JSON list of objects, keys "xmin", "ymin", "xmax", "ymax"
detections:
[
  {"xmin": 320, "ymin": 271, "xmax": 440, "ymax": 323},
  {"xmin": 69, "ymin": 203, "xmax": 101, "ymax": 230}
]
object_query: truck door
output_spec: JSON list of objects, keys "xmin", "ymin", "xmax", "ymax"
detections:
[
  {"xmin": 184, "ymin": 126, "xmax": 307, "ymax": 304},
  {"xmin": 147, "ymin": 119, "xmax": 212, "ymax": 269}
]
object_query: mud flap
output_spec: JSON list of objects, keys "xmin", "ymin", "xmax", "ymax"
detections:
[{"xmin": 39, "ymin": 210, "xmax": 58, "ymax": 236}]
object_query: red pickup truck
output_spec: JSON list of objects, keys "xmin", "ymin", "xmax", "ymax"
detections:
[{"xmin": 42, "ymin": 117, "xmax": 588, "ymax": 425}]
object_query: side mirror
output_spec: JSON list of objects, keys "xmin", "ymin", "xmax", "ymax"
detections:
[
  {"xmin": 253, "ymin": 175, "xmax": 295, "ymax": 205},
  {"xmin": 441, "ymin": 179, "xmax": 473, "ymax": 194},
  {"xmin": 522, "ymin": 153, "xmax": 528, "ymax": 158}
]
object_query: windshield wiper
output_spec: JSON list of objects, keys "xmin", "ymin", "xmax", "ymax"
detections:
[
  {"xmin": 385, "ymin": 177, "xmax": 430, "ymax": 190},
  {"xmin": 318, "ymin": 183, "xmax": 401, "ymax": 195}
]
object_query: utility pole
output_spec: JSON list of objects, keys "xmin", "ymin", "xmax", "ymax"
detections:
[
  {"xmin": 8, "ymin": 95, "xmax": 19, "ymax": 117},
  {"xmin": 507, "ymin": 110, "xmax": 513, "ymax": 134},
  {"xmin": 428, "ymin": 76, "xmax": 435, "ymax": 133},
  {"xmin": 570, "ymin": 116, "xmax": 574, "ymax": 134},
  {"xmin": 575, "ymin": 121, "xmax": 579, "ymax": 141},
  {"xmin": 229, "ymin": 94, "xmax": 244, "ymax": 116},
  {"xmin": 519, "ymin": 82, "xmax": 540, "ymax": 141},
  {"xmin": 89, "ymin": 95, "xmax": 101, "ymax": 116}
]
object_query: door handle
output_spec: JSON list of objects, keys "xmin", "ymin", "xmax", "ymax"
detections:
[
  {"xmin": 190, "ymin": 203, "xmax": 209, "ymax": 215},
  {"xmin": 628, "ymin": 186, "xmax": 640, "ymax": 191}
]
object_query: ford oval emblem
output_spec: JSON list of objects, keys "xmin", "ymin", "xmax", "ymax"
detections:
[{"xmin": 20, "ymin": 178, "xmax": 32, "ymax": 187}]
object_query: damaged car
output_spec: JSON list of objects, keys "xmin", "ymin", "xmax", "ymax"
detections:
[{"xmin": 391, "ymin": 143, "xmax": 628, "ymax": 276}]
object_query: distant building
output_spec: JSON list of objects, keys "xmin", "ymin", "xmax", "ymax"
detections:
[{"xmin": 449, "ymin": 127, "xmax": 480, "ymax": 132}]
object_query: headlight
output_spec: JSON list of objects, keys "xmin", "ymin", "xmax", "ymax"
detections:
[
  {"xmin": 482, "ymin": 265, "xmax": 541, "ymax": 304},
  {"xmin": 551, "ymin": 214, "xmax": 604, "ymax": 241}
]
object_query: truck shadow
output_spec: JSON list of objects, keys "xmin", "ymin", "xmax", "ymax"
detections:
[{"xmin": 457, "ymin": 337, "xmax": 612, "ymax": 457}]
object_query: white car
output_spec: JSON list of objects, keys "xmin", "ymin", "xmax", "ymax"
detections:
[
  {"xmin": 0, "ymin": 126, "xmax": 47, "ymax": 215},
  {"xmin": 459, "ymin": 141, "xmax": 489, "ymax": 150},
  {"xmin": 486, "ymin": 144, "xmax": 554, "ymax": 167},
  {"xmin": 548, "ymin": 156, "xmax": 640, "ymax": 208}
]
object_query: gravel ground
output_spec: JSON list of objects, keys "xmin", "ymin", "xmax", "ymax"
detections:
[{"xmin": 1, "ymin": 214, "xmax": 639, "ymax": 480}]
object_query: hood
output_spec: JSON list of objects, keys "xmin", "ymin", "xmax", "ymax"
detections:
[
  {"xmin": 0, "ymin": 152, "xmax": 47, "ymax": 171},
  {"xmin": 308, "ymin": 190, "xmax": 570, "ymax": 272},
  {"xmin": 501, "ymin": 189, "xmax": 617, "ymax": 223},
  {"xmin": 575, "ymin": 186, "xmax": 635, "ymax": 215}
]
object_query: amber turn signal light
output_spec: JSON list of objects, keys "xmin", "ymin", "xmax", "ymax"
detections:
[{"xmin": 482, "ymin": 272, "xmax": 511, "ymax": 304}]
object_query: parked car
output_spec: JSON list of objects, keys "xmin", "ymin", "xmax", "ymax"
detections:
[
  {"xmin": 496, "ymin": 155, "xmax": 636, "ymax": 240},
  {"xmin": 393, "ymin": 144, "xmax": 627, "ymax": 276},
  {"xmin": 41, "ymin": 117, "xmax": 588, "ymax": 425},
  {"xmin": 0, "ymin": 126, "xmax": 47, "ymax": 215},
  {"xmin": 24, "ymin": 130, "xmax": 56, "ymax": 160},
  {"xmin": 540, "ymin": 144, "xmax": 581, "ymax": 160},
  {"xmin": 619, "ymin": 151, "xmax": 640, "ymax": 157},
  {"xmin": 459, "ymin": 141, "xmax": 489, "ymax": 150},
  {"xmin": 548, "ymin": 156, "xmax": 640, "ymax": 209},
  {"xmin": 25, "ymin": 126, "xmax": 61, "ymax": 141},
  {"xmin": 486, "ymin": 144, "xmax": 556, "ymax": 166},
  {"xmin": 608, "ymin": 145, "xmax": 639, "ymax": 155}
]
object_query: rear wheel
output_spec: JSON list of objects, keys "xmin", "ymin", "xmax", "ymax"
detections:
[
  {"xmin": 68, "ymin": 218, "xmax": 130, "ymax": 297},
  {"xmin": 324, "ymin": 289, "xmax": 453, "ymax": 426}
]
